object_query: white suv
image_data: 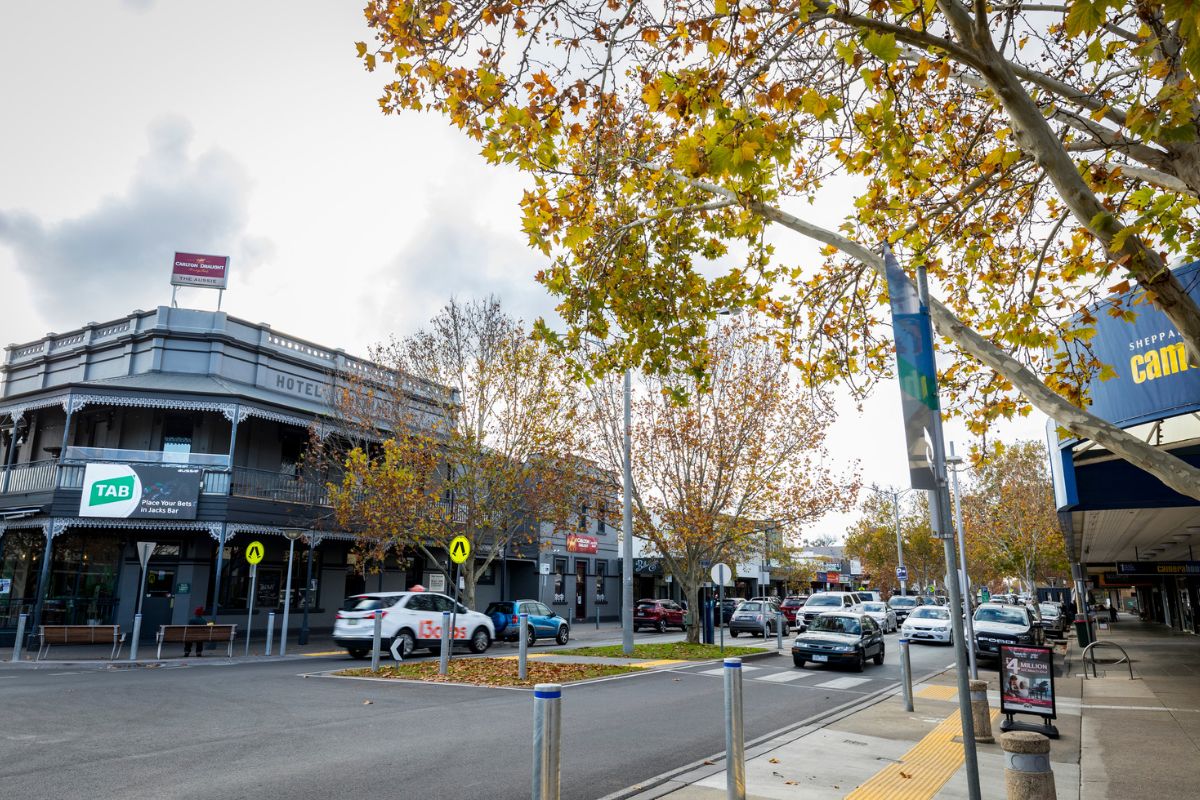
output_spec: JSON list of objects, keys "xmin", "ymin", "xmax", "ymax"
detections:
[
  {"xmin": 332, "ymin": 591, "xmax": 495, "ymax": 659},
  {"xmin": 797, "ymin": 591, "xmax": 858, "ymax": 630}
]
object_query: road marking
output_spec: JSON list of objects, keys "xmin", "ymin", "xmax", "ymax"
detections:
[
  {"xmin": 814, "ymin": 676, "xmax": 871, "ymax": 690},
  {"xmin": 634, "ymin": 659, "xmax": 687, "ymax": 669},
  {"xmin": 757, "ymin": 671, "xmax": 809, "ymax": 683},
  {"xmin": 301, "ymin": 651, "xmax": 348, "ymax": 657},
  {"xmin": 845, "ymin": 707, "xmax": 1000, "ymax": 800},
  {"xmin": 698, "ymin": 665, "xmax": 761, "ymax": 676},
  {"xmin": 915, "ymin": 684, "xmax": 959, "ymax": 701}
]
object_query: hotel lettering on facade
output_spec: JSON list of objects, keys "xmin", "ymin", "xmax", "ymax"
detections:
[{"xmin": 0, "ymin": 307, "xmax": 620, "ymax": 646}]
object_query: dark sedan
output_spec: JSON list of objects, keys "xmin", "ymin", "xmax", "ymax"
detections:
[{"xmin": 792, "ymin": 612, "xmax": 885, "ymax": 672}]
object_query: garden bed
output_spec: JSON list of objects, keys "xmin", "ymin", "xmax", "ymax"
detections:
[{"xmin": 337, "ymin": 657, "xmax": 641, "ymax": 687}]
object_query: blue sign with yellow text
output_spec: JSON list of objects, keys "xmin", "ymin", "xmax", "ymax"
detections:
[{"xmin": 1080, "ymin": 261, "xmax": 1200, "ymax": 429}]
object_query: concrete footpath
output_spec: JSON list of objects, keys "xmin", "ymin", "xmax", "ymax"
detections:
[{"xmin": 624, "ymin": 617, "xmax": 1200, "ymax": 800}]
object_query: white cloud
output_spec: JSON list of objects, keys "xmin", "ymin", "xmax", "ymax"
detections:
[{"xmin": 0, "ymin": 116, "xmax": 270, "ymax": 330}]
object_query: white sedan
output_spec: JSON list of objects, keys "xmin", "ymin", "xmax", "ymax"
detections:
[
  {"xmin": 900, "ymin": 605, "xmax": 954, "ymax": 644},
  {"xmin": 853, "ymin": 601, "xmax": 898, "ymax": 633}
]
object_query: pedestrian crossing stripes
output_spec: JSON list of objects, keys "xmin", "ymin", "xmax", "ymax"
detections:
[
  {"xmin": 756, "ymin": 671, "xmax": 812, "ymax": 683},
  {"xmin": 812, "ymin": 676, "xmax": 872, "ymax": 690},
  {"xmin": 697, "ymin": 664, "xmax": 762, "ymax": 676}
]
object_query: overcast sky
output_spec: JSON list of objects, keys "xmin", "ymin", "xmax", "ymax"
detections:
[{"xmin": 0, "ymin": 1, "xmax": 1046, "ymax": 540}]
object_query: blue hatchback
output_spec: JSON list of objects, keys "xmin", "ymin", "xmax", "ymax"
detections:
[{"xmin": 485, "ymin": 600, "xmax": 570, "ymax": 646}]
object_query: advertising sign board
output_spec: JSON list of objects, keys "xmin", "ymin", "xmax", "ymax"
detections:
[
  {"xmin": 826, "ymin": 571, "xmax": 840, "ymax": 584},
  {"xmin": 79, "ymin": 464, "xmax": 202, "ymax": 519},
  {"xmin": 566, "ymin": 534, "xmax": 598, "ymax": 554},
  {"xmin": 171, "ymin": 252, "xmax": 230, "ymax": 289},
  {"xmin": 999, "ymin": 644, "xmax": 1059, "ymax": 737}
]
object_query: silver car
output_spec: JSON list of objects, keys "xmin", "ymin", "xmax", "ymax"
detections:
[{"xmin": 853, "ymin": 601, "xmax": 898, "ymax": 633}]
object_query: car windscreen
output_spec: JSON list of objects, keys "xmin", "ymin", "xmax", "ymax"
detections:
[
  {"xmin": 888, "ymin": 597, "xmax": 918, "ymax": 607},
  {"xmin": 862, "ymin": 603, "xmax": 887, "ymax": 612},
  {"xmin": 343, "ymin": 596, "xmax": 397, "ymax": 611},
  {"xmin": 810, "ymin": 616, "xmax": 861, "ymax": 635},
  {"xmin": 804, "ymin": 595, "xmax": 842, "ymax": 607},
  {"xmin": 782, "ymin": 599, "xmax": 805, "ymax": 608},
  {"xmin": 740, "ymin": 602, "xmax": 763, "ymax": 612},
  {"xmin": 975, "ymin": 607, "xmax": 1028, "ymax": 625},
  {"xmin": 910, "ymin": 607, "xmax": 950, "ymax": 620},
  {"xmin": 1038, "ymin": 603, "xmax": 1061, "ymax": 616}
]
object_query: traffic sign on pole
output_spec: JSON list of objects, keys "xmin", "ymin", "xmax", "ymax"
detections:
[
  {"xmin": 710, "ymin": 563, "xmax": 732, "ymax": 586},
  {"xmin": 449, "ymin": 536, "xmax": 471, "ymax": 565},
  {"xmin": 896, "ymin": 565, "xmax": 909, "ymax": 581},
  {"xmin": 245, "ymin": 540, "xmax": 265, "ymax": 565}
]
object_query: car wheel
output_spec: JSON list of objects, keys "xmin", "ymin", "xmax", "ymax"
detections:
[
  {"xmin": 556, "ymin": 625, "xmax": 570, "ymax": 645},
  {"xmin": 348, "ymin": 648, "xmax": 369, "ymax": 660},
  {"xmin": 393, "ymin": 630, "xmax": 416, "ymax": 659},
  {"xmin": 793, "ymin": 656, "xmax": 806, "ymax": 668},
  {"xmin": 873, "ymin": 646, "xmax": 885, "ymax": 666},
  {"xmin": 730, "ymin": 629, "xmax": 739, "ymax": 638},
  {"xmin": 656, "ymin": 619, "xmax": 667, "ymax": 633},
  {"xmin": 853, "ymin": 650, "xmax": 866, "ymax": 673},
  {"xmin": 470, "ymin": 627, "xmax": 492, "ymax": 654}
]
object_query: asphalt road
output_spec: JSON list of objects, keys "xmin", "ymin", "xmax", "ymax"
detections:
[{"xmin": 0, "ymin": 636, "xmax": 955, "ymax": 800}]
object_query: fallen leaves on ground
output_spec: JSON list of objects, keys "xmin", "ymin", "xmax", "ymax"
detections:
[
  {"xmin": 337, "ymin": 658, "xmax": 640, "ymax": 687},
  {"xmin": 768, "ymin": 758, "xmax": 780, "ymax": 764}
]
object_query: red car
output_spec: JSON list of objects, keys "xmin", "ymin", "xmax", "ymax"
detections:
[
  {"xmin": 780, "ymin": 596, "xmax": 808, "ymax": 626},
  {"xmin": 633, "ymin": 599, "xmax": 686, "ymax": 632}
]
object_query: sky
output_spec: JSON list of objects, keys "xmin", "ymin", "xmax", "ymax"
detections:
[{"xmin": 0, "ymin": 1, "xmax": 1046, "ymax": 540}]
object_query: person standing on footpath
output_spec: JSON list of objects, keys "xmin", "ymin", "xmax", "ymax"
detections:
[{"xmin": 184, "ymin": 606, "xmax": 208, "ymax": 657}]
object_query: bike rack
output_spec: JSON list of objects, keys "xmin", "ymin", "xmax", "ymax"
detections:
[{"xmin": 1081, "ymin": 640, "xmax": 1135, "ymax": 680}]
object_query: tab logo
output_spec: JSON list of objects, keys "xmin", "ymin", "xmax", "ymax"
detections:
[
  {"xmin": 90, "ymin": 475, "xmax": 135, "ymax": 506},
  {"xmin": 79, "ymin": 464, "xmax": 142, "ymax": 518}
]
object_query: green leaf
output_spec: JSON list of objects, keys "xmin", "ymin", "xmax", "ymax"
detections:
[
  {"xmin": 863, "ymin": 32, "xmax": 899, "ymax": 63},
  {"xmin": 1065, "ymin": 1, "xmax": 1108, "ymax": 37}
]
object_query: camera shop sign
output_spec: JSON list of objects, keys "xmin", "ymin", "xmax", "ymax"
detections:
[{"xmin": 79, "ymin": 464, "xmax": 202, "ymax": 519}]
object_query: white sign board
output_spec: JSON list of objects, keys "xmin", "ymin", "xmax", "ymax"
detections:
[
  {"xmin": 539, "ymin": 563, "xmax": 552, "ymax": 575},
  {"xmin": 0, "ymin": 578, "xmax": 11, "ymax": 595},
  {"xmin": 710, "ymin": 562, "xmax": 733, "ymax": 586},
  {"xmin": 427, "ymin": 573, "xmax": 446, "ymax": 593}
]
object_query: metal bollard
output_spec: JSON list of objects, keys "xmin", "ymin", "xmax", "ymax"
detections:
[
  {"xmin": 519, "ymin": 612, "xmax": 530, "ymax": 680},
  {"xmin": 899, "ymin": 638, "xmax": 914, "ymax": 712},
  {"xmin": 595, "ymin": 605, "xmax": 600, "ymax": 630},
  {"xmin": 970, "ymin": 679, "xmax": 995, "ymax": 743},
  {"xmin": 130, "ymin": 613, "xmax": 143, "ymax": 661},
  {"xmin": 776, "ymin": 611, "xmax": 785, "ymax": 650},
  {"xmin": 371, "ymin": 611, "xmax": 383, "ymax": 673},
  {"xmin": 439, "ymin": 610, "xmax": 451, "ymax": 675},
  {"xmin": 265, "ymin": 612, "xmax": 276, "ymax": 656},
  {"xmin": 532, "ymin": 683, "xmax": 562, "ymax": 800},
  {"xmin": 1000, "ymin": 731, "xmax": 1056, "ymax": 800},
  {"xmin": 723, "ymin": 657, "xmax": 746, "ymax": 800},
  {"xmin": 11, "ymin": 613, "xmax": 27, "ymax": 662}
]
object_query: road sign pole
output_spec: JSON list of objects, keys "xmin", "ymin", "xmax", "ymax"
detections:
[
  {"xmin": 245, "ymin": 563, "xmax": 257, "ymax": 657},
  {"xmin": 280, "ymin": 534, "xmax": 297, "ymax": 656},
  {"xmin": 439, "ymin": 610, "xmax": 451, "ymax": 676},
  {"xmin": 719, "ymin": 580, "xmax": 725, "ymax": 654},
  {"xmin": 130, "ymin": 541, "xmax": 155, "ymax": 661}
]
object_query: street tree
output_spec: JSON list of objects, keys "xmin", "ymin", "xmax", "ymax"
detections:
[
  {"xmin": 586, "ymin": 319, "xmax": 854, "ymax": 643},
  {"xmin": 961, "ymin": 440, "xmax": 1069, "ymax": 592},
  {"xmin": 845, "ymin": 489, "xmax": 943, "ymax": 596},
  {"xmin": 357, "ymin": 1, "xmax": 1200, "ymax": 501},
  {"xmin": 323, "ymin": 297, "xmax": 582, "ymax": 608}
]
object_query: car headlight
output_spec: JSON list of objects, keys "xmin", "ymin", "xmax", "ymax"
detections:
[{"xmin": 831, "ymin": 644, "xmax": 854, "ymax": 652}]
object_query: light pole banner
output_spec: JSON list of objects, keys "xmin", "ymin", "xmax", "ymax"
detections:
[
  {"xmin": 884, "ymin": 245, "xmax": 939, "ymax": 490},
  {"xmin": 79, "ymin": 463, "xmax": 203, "ymax": 519}
]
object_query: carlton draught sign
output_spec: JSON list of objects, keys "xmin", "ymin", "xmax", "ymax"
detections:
[
  {"xmin": 171, "ymin": 252, "xmax": 229, "ymax": 289},
  {"xmin": 79, "ymin": 464, "xmax": 202, "ymax": 519}
]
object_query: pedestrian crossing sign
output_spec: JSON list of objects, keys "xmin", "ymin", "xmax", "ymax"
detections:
[{"xmin": 449, "ymin": 535, "xmax": 471, "ymax": 564}]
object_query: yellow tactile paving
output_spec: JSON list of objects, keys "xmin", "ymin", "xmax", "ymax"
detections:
[
  {"xmin": 302, "ymin": 651, "xmax": 348, "ymax": 657},
  {"xmin": 914, "ymin": 684, "xmax": 960, "ymax": 702},
  {"xmin": 632, "ymin": 659, "xmax": 687, "ymax": 669},
  {"xmin": 496, "ymin": 653, "xmax": 552, "ymax": 660},
  {"xmin": 843, "ymin": 708, "xmax": 1000, "ymax": 800}
]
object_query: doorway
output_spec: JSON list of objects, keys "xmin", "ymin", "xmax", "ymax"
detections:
[
  {"xmin": 140, "ymin": 568, "xmax": 176, "ymax": 640},
  {"xmin": 575, "ymin": 560, "xmax": 586, "ymax": 621}
]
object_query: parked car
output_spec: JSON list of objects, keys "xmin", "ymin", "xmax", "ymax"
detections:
[
  {"xmin": 333, "ymin": 591, "xmax": 494, "ymax": 659},
  {"xmin": 1037, "ymin": 601, "xmax": 1067, "ymax": 639},
  {"xmin": 792, "ymin": 611, "xmax": 885, "ymax": 672},
  {"xmin": 797, "ymin": 591, "xmax": 858, "ymax": 630},
  {"xmin": 780, "ymin": 596, "xmax": 808, "ymax": 627},
  {"xmin": 886, "ymin": 594, "xmax": 921, "ymax": 623},
  {"xmin": 485, "ymin": 600, "xmax": 570, "ymax": 646},
  {"xmin": 853, "ymin": 591, "xmax": 883, "ymax": 603},
  {"xmin": 633, "ymin": 599, "xmax": 686, "ymax": 632},
  {"xmin": 719, "ymin": 597, "xmax": 742, "ymax": 624},
  {"xmin": 972, "ymin": 602, "xmax": 1044, "ymax": 660},
  {"xmin": 900, "ymin": 605, "xmax": 954, "ymax": 644},
  {"xmin": 728, "ymin": 600, "xmax": 783, "ymax": 637},
  {"xmin": 853, "ymin": 601, "xmax": 898, "ymax": 633}
]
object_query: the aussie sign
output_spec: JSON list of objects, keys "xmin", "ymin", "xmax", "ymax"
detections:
[
  {"xmin": 79, "ymin": 464, "xmax": 202, "ymax": 519},
  {"xmin": 999, "ymin": 645, "xmax": 1057, "ymax": 719},
  {"xmin": 171, "ymin": 251, "xmax": 230, "ymax": 289},
  {"xmin": 1076, "ymin": 260, "xmax": 1200, "ymax": 429}
]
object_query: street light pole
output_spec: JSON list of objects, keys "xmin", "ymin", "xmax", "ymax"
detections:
[
  {"xmin": 280, "ymin": 528, "xmax": 303, "ymax": 656},
  {"xmin": 621, "ymin": 366, "xmax": 634, "ymax": 657},
  {"xmin": 948, "ymin": 443, "xmax": 978, "ymax": 680},
  {"xmin": 299, "ymin": 533, "xmax": 315, "ymax": 646},
  {"xmin": 892, "ymin": 490, "xmax": 908, "ymax": 596}
]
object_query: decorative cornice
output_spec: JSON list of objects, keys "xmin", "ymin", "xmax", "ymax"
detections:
[
  {"xmin": 66, "ymin": 394, "xmax": 239, "ymax": 418},
  {"xmin": 0, "ymin": 395, "xmax": 70, "ymax": 420}
]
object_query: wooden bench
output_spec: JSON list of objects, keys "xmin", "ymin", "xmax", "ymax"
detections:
[
  {"xmin": 36, "ymin": 625, "xmax": 125, "ymax": 661},
  {"xmin": 156, "ymin": 624, "xmax": 238, "ymax": 659}
]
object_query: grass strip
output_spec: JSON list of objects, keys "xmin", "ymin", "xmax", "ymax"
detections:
[{"xmin": 337, "ymin": 657, "xmax": 641, "ymax": 687}]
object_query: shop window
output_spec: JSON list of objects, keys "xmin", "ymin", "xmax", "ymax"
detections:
[
  {"xmin": 219, "ymin": 544, "xmax": 322, "ymax": 611},
  {"xmin": 0, "ymin": 530, "xmax": 47, "ymax": 623},
  {"xmin": 578, "ymin": 503, "xmax": 588, "ymax": 532},
  {"xmin": 598, "ymin": 501, "xmax": 606, "ymax": 533},
  {"xmin": 595, "ymin": 560, "xmax": 608, "ymax": 604},
  {"xmin": 552, "ymin": 556, "xmax": 568, "ymax": 604}
]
